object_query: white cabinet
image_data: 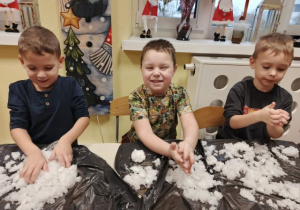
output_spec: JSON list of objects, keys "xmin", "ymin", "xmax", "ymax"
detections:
[{"xmin": 186, "ymin": 56, "xmax": 300, "ymax": 144}]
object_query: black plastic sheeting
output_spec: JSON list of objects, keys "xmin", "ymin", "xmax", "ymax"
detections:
[
  {"xmin": 115, "ymin": 139, "xmax": 300, "ymax": 210},
  {"xmin": 0, "ymin": 144, "xmax": 138, "ymax": 210},
  {"xmin": 0, "ymin": 140, "xmax": 299, "ymax": 210}
]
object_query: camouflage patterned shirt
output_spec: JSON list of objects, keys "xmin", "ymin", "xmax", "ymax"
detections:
[{"xmin": 126, "ymin": 84, "xmax": 193, "ymax": 142}]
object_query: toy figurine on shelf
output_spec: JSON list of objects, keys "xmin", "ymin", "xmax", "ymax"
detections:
[
  {"xmin": 0, "ymin": 0, "xmax": 19, "ymax": 32},
  {"xmin": 212, "ymin": 0, "xmax": 233, "ymax": 42},
  {"xmin": 140, "ymin": 0, "xmax": 158, "ymax": 38}
]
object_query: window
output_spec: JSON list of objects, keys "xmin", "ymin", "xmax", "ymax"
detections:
[
  {"xmin": 135, "ymin": 0, "xmax": 214, "ymax": 39},
  {"xmin": 285, "ymin": 0, "xmax": 300, "ymax": 35},
  {"xmin": 134, "ymin": 0, "xmax": 299, "ymax": 40}
]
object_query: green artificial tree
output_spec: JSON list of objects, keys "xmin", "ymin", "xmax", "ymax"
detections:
[{"xmin": 63, "ymin": 27, "xmax": 101, "ymax": 106}]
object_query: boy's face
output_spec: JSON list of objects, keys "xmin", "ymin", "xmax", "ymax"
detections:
[
  {"xmin": 140, "ymin": 49, "xmax": 177, "ymax": 96},
  {"xmin": 250, "ymin": 50, "xmax": 291, "ymax": 92},
  {"xmin": 19, "ymin": 51, "xmax": 64, "ymax": 92}
]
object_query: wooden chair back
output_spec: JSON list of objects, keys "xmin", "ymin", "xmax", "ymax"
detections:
[
  {"xmin": 110, "ymin": 96, "xmax": 130, "ymax": 143},
  {"xmin": 193, "ymin": 106, "xmax": 225, "ymax": 129}
]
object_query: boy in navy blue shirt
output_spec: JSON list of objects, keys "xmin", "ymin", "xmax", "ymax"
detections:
[{"xmin": 8, "ymin": 26, "xmax": 90, "ymax": 184}]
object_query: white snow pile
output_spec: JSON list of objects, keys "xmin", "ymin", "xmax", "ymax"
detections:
[
  {"xmin": 203, "ymin": 141, "xmax": 300, "ymax": 210},
  {"xmin": 271, "ymin": 145, "xmax": 299, "ymax": 166},
  {"xmin": 0, "ymin": 149, "xmax": 82, "ymax": 210},
  {"xmin": 131, "ymin": 149, "xmax": 146, "ymax": 163},
  {"xmin": 123, "ymin": 149, "xmax": 160, "ymax": 192},
  {"xmin": 166, "ymin": 155, "xmax": 223, "ymax": 209}
]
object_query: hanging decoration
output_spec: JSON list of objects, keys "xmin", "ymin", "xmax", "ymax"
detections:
[
  {"xmin": 212, "ymin": 0, "xmax": 234, "ymax": 42},
  {"xmin": 0, "ymin": 0, "xmax": 19, "ymax": 32},
  {"xmin": 140, "ymin": 0, "xmax": 158, "ymax": 38},
  {"xmin": 59, "ymin": 0, "xmax": 112, "ymax": 115}
]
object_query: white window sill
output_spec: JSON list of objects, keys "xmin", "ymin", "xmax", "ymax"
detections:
[
  {"xmin": 0, "ymin": 31, "xmax": 20, "ymax": 46},
  {"xmin": 122, "ymin": 36, "xmax": 300, "ymax": 58}
]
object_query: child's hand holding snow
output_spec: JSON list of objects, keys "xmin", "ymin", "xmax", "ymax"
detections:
[
  {"xmin": 49, "ymin": 139, "xmax": 73, "ymax": 168},
  {"xmin": 20, "ymin": 148, "xmax": 48, "ymax": 184},
  {"xmin": 168, "ymin": 142, "xmax": 195, "ymax": 174},
  {"xmin": 177, "ymin": 141, "xmax": 195, "ymax": 174},
  {"xmin": 168, "ymin": 142, "xmax": 184, "ymax": 165}
]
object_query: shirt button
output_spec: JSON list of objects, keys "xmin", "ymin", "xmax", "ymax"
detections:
[
  {"xmin": 46, "ymin": 102, "xmax": 50, "ymax": 106},
  {"xmin": 45, "ymin": 94, "xmax": 48, "ymax": 98}
]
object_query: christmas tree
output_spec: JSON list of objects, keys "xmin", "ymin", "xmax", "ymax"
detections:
[{"xmin": 63, "ymin": 27, "xmax": 101, "ymax": 106}]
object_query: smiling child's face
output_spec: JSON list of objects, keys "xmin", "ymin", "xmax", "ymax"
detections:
[{"xmin": 140, "ymin": 49, "xmax": 177, "ymax": 96}]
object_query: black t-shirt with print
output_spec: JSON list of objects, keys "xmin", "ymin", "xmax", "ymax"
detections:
[{"xmin": 217, "ymin": 79, "xmax": 292, "ymax": 141}]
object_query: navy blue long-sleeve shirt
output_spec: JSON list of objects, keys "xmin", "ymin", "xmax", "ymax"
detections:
[{"xmin": 8, "ymin": 76, "xmax": 89, "ymax": 145}]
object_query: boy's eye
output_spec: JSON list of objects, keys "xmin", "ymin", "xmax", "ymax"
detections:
[
  {"xmin": 263, "ymin": 66, "xmax": 270, "ymax": 69},
  {"xmin": 277, "ymin": 68, "xmax": 286, "ymax": 72},
  {"xmin": 160, "ymin": 66, "xmax": 168, "ymax": 70},
  {"xmin": 45, "ymin": 66, "xmax": 54, "ymax": 70},
  {"xmin": 28, "ymin": 67, "xmax": 36, "ymax": 71}
]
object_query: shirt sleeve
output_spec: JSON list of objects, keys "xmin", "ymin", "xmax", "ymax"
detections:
[
  {"xmin": 278, "ymin": 88, "xmax": 293, "ymax": 127},
  {"xmin": 7, "ymin": 83, "xmax": 29, "ymax": 130},
  {"xmin": 176, "ymin": 86, "xmax": 193, "ymax": 116},
  {"xmin": 223, "ymin": 82, "xmax": 245, "ymax": 126},
  {"xmin": 71, "ymin": 79, "xmax": 90, "ymax": 120},
  {"xmin": 129, "ymin": 88, "xmax": 148, "ymax": 121}
]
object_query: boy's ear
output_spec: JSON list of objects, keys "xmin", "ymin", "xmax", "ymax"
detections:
[
  {"xmin": 249, "ymin": 57, "xmax": 255, "ymax": 69},
  {"xmin": 173, "ymin": 65, "xmax": 177, "ymax": 75},
  {"xmin": 59, "ymin": 56, "xmax": 65, "ymax": 68},
  {"xmin": 18, "ymin": 55, "xmax": 25, "ymax": 66}
]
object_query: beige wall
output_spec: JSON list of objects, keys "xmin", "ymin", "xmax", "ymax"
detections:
[{"xmin": 0, "ymin": 0, "xmax": 192, "ymax": 145}]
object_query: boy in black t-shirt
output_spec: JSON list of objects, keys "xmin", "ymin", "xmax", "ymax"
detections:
[{"xmin": 218, "ymin": 33, "xmax": 294, "ymax": 141}]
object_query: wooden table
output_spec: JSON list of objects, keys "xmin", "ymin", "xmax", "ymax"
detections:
[{"xmin": 86, "ymin": 143, "xmax": 120, "ymax": 169}]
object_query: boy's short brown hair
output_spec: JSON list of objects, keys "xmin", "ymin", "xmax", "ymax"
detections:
[
  {"xmin": 18, "ymin": 26, "xmax": 61, "ymax": 58},
  {"xmin": 252, "ymin": 33, "xmax": 294, "ymax": 62},
  {"xmin": 140, "ymin": 39, "xmax": 176, "ymax": 66}
]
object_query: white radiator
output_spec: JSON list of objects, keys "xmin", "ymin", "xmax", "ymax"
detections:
[{"xmin": 186, "ymin": 56, "xmax": 300, "ymax": 144}]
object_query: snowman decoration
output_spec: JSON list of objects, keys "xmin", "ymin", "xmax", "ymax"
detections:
[{"xmin": 60, "ymin": 0, "xmax": 112, "ymax": 115}]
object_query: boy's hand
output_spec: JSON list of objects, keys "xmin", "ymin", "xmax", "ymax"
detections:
[
  {"xmin": 168, "ymin": 142, "xmax": 184, "ymax": 165},
  {"xmin": 177, "ymin": 141, "xmax": 195, "ymax": 174},
  {"xmin": 277, "ymin": 109, "xmax": 290, "ymax": 126},
  {"xmin": 259, "ymin": 102, "xmax": 284, "ymax": 126},
  {"xmin": 49, "ymin": 139, "xmax": 73, "ymax": 168},
  {"xmin": 259, "ymin": 102, "xmax": 290, "ymax": 127},
  {"xmin": 20, "ymin": 149, "xmax": 48, "ymax": 184}
]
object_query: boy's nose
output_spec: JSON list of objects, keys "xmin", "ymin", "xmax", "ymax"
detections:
[
  {"xmin": 269, "ymin": 69, "xmax": 276, "ymax": 76},
  {"xmin": 153, "ymin": 68, "xmax": 160, "ymax": 75},
  {"xmin": 37, "ymin": 71, "xmax": 46, "ymax": 78}
]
